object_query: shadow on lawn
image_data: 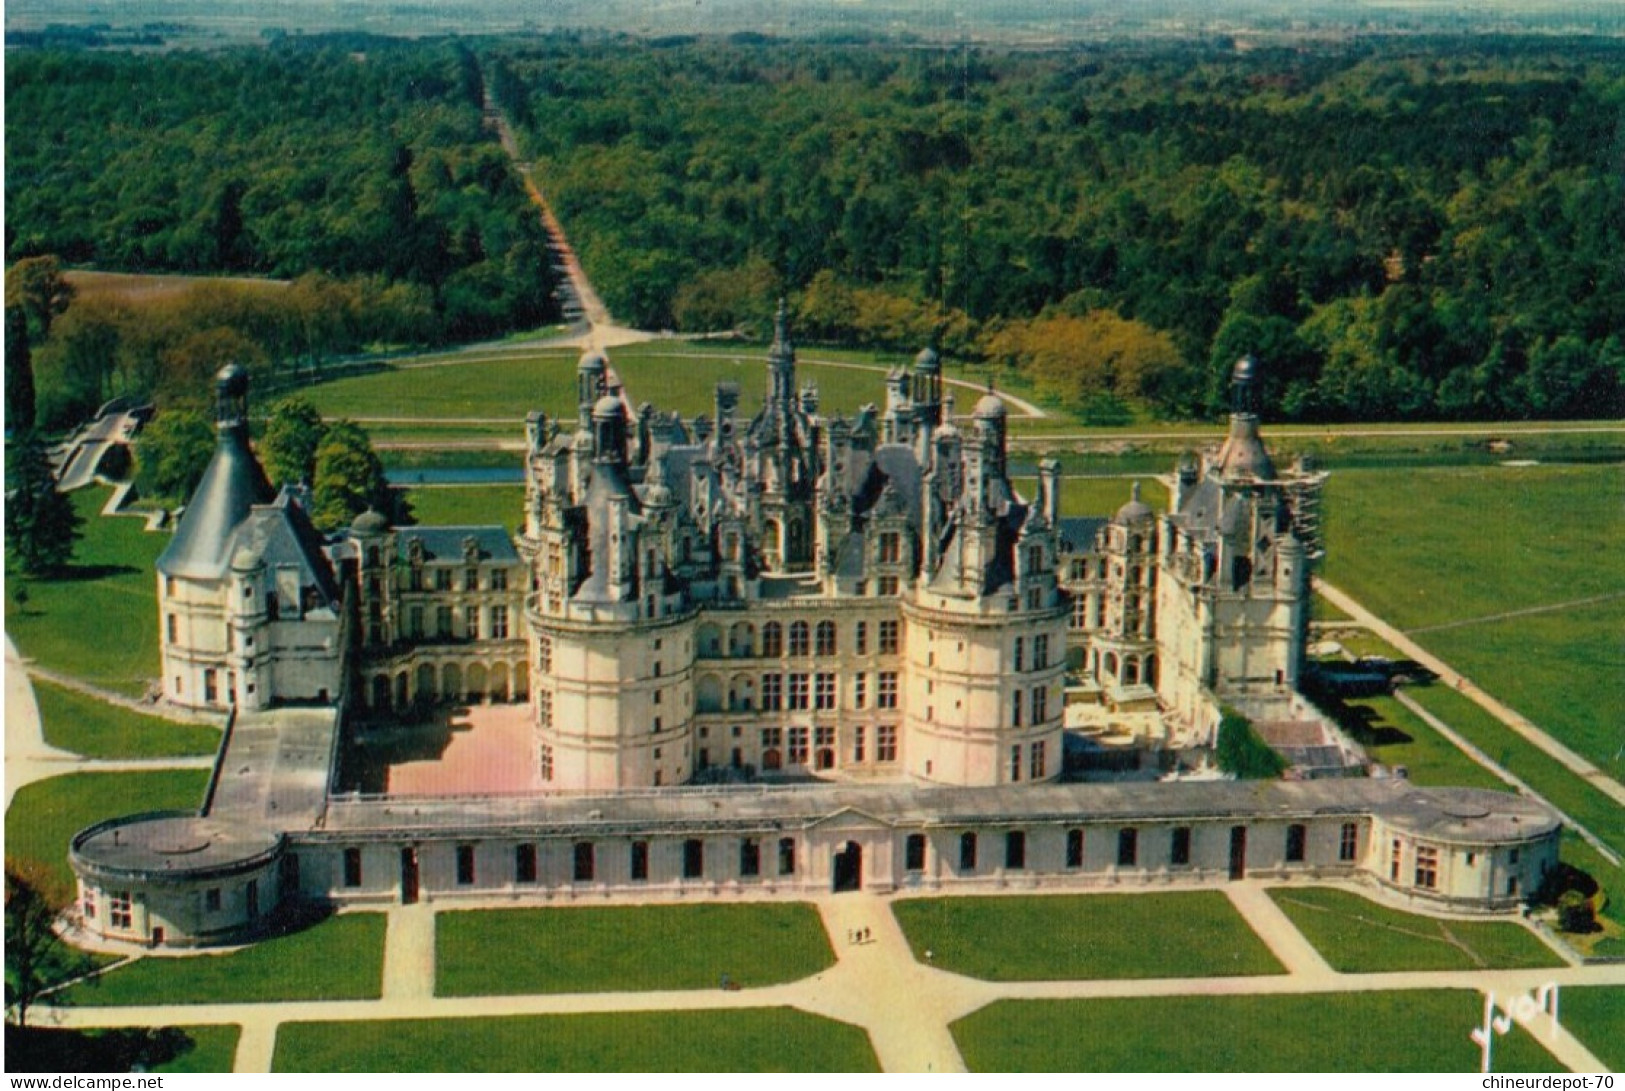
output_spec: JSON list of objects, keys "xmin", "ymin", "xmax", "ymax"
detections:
[{"xmin": 5, "ymin": 1024, "xmax": 199, "ymax": 1073}]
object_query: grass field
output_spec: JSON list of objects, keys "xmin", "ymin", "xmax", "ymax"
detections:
[
  {"xmin": 1314, "ymin": 691, "xmax": 1505, "ymax": 790},
  {"xmin": 1320, "ymin": 464, "xmax": 1624, "ymax": 780},
  {"xmin": 69, "ymin": 913, "xmax": 385, "ymax": 1006},
  {"xmin": 5, "ymin": 489, "xmax": 165, "ymax": 695},
  {"xmin": 402, "ymin": 486, "xmax": 525, "ymax": 530},
  {"xmin": 436, "ymin": 903, "xmax": 833, "ymax": 996},
  {"xmin": 1403, "ymin": 684, "xmax": 1625, "ymax": 860},
  {"xmin": 5, "ymin": 770, "xmax": 210, "ymax": 895},
  {"xmin": 952, "ymin": 990, "xmax": 1562, "ymax": 1072},
  {"xmin": 1267, "ymin": 887, "xmax": 1563, "ymax": 973},
  {"xmin": 890, "ymin": 892, "xmax": 1283, "ymax": 981},
  {"xmin": 273, "ymin": 1008, "xmax": 878, "ymax": 1072},
  {"xmin": 32, "ymin": 680, "xmax": 221, "ymax": 760},
  {"xmin": 1557, "ymin": 986, "xmax": 1625, "ymax": 1072}
]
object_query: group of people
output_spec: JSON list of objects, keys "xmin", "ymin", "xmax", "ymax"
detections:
[{"xmin": 847, "ymin": 927, "xmax": 873, "ymax": 945}]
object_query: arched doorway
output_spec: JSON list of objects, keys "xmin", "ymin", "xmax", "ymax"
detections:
[{"xmin": 832, "ymin": 841, "xmax": 862, "ymax": 893}]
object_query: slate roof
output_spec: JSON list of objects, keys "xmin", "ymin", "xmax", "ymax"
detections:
[
  {"xmin": 1057, "ymin": 516, "xmax": 1108, "ymax": 553},
  {"xmin": 157, "ymin": 426, "xmax": 275, "ymax": 579},
  {"xmin": 395, "ymin": 526, "xmax": 520, "ymax": 564}
]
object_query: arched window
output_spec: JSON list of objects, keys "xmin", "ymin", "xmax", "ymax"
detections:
[
  {"xmin": 815, "ymin": 620, "xmax": 837, "ymax": 656},
  {"xmin": 762, "ymin": 622, "xmax": 782, "ymax": 658},
  {"xmin": 789, "ymin": 621, "xmax": 810, "ymax": 656}
]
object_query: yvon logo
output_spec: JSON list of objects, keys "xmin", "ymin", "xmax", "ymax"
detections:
[{"xmin": 1470, "ymin": 983, "xmax": 1560, "ymax": 1073}]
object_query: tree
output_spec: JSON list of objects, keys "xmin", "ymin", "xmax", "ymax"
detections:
[
  {"xmin": 4, "ymin": 256, "xmax": 75, "ymax": 340},
  {"xmin": 4, "ymin": 438, "xmax": 82, "ymax": 576},
  {"xmin": 311, "ymin": 420, "xmax": 389, "ymax": 532},
  {"xmin": 1214, "ymin": 707, "xmax": 1286, "ymax": 780},
  {"xmin": 136, "ymin": 408, "xmax": 215, "ymax": 502},
  {"xmin": 260, "ymin": 398, "xmax": 327, "ymax": 488},
  {"xmin": 5, "ymin": 306, "xmax": 36, "ymax": 433},
  {"xmin": 5, "ymin": 858, "xmax": 86, "ymax": 1029}
]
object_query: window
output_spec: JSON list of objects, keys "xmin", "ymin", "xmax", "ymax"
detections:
[
  {"xmin": 1171, "ymin": 827, "xmax": 1192, "ymax": 866},
  {"xmin": 853, "ymin": 674, "xmax": 867, "ymax": 709},
  {"xmin": 205, "ymin": 888, "xmax": 222, "ymax": 913},
  {"xmin": 516, "ymin": 843, "xmax": 538, "ymax": 883},
  {"xmin": 1031, "ymin": 686, "xmax": 1048, "ymax": 724},
  {"xmin": 1072, "ymin": 597, "xmax": 1089, "ymax": 629},
  {"xmin": 1034, "ymin": 634, "xmax": 1050, "ymax": 670},
  {"xmin": 491, "ymin": 568, "xmax": 507, "ymax": 591},
  {"xmin": 491, "ymin": 605, "xmax": 509, "ymax": 639},
  {"xmin": 762, "ymin": 622, "xmax": 783, "ymax": 657},
  {"xmin": 906, "ymin": 833, "xmax": 926, "ymax": 871},
  {"xmin": 1011, "ymin": 690, "xmax": 1023, "ymax": 727},
  {"xmin": 1014, "ymin": 637, "xmax": 1024, "ymax": 671},
  {"xmin": 788, "ymin": 726, "xmax": 809, "ymax": 765},
  {"xmin": 539, "ymin": 742, "xmax": 553, "ymax": 781},
  {"xmin": 762, "ymin": 674, "xmax": 783, "ymax": 711},
  {"xmin": 1009, "ymin": 744, "xmax": 1023, "ymax": 783},
  {"xmin": 204, "ymin": 669, "xmax": 218, "ymax": 704},
  {"xmin": 1415, "ymin": 845, "xmax": 1438, "ymax": 889},
  {"xmin": 110, "ymin": 891, "xmax": 133, "ymax": 930},
  {"xmin": 436, "ymin": 568, "xmax": 453, "ymax": 591},
  {"xmin": 789, "ymin": 621, "xmax": 810, "ymax": 656},
  {"xmin": 815, "ymin": 725, "xmax": 834, "ymax": 749},
  {"xmin": 1066, "ymin": 829, "xmax": 1084, "ymax": 868},
  {"xmin": 683, "ymin": 839, "xmax": 704, "ymax": 879},
  {"xmin": 740, "ymin": 839, "xmax": 760, "ymax": 878},
  {"xmin": 877, "ymin": 725, "xmax": 898, "ymax": 762},
  {"xmin": 879, "ymin": 532, "xmax": 901, "ymax": 563},
  {"xmin": 247, "ymin": 879, "xmax": 259, "ymax": 919},
  {"xmin": 1006, "ymin": 830, "xmax": 1027, "ymax": 869},
  {"xmin": 879, "ymin": 575, "xmax": 900, "ymax": 596},
  {"xmin": 815, "ymin": 673, "xmax": 836, "ymax": 710},
  {"xmin": 877, "ymin": 671, "xmax": 898, "ymax": 709},
  {"xmin": 815, "ymin": 620, "xmax": 837, "ymax": 655},
  {"xmin": 878, "ymin": 620, "xmax": 900, "ymax": 654},
  {"xmin": 1286, "ymin": 824, "xmax": 1308, "ymax": 864},
  {"xmin": 959, "ymin": 832, "xmax": 978, "ymax": 871},
  {"xmin": 537, "ymin": 636, "xmax": 553, "ymax": 673},
  {"xmin": 167, "ymin": 614, "xmax": 178, "ymax": 642},
  {"xmin": 1030, "ymin": 741, "xmax": 1047, "ymax": 780},
  {"xmin": 1117, "ymin": 828, "xmax": 1138, "ymax": 867},
  {"xmin": 778, "ymin": 837, "xmax": 796, "ymax": 875},
  {"xmin": 457, "ymin": 845, "xmax": 476, "ymax": 885},
  {"xmin": 344, "ymin": 847, "xmax": 363, "ymax": 888},
  {"xmin": 83, "ymin": 890, "xmax": 96, "ymax": 919},
  {"xmin": 409, "ymin": 606, "xmax": 424, "ymax": 637},
  {"xmin": 1391, "ymin": 839, "xmax": 1403, "ymax": 882},
  {"xmin": 573, "ymin": 842, "xmax": 595, "ymax": 882},
  {"xmin": 465, "ymin": 568, "xmax": 479, "ymax": 592},
  {"xmin": 464, "ymin": 606, "xmax": 480, "ymax": 639},
  {"xmin": 852, "ymin": 726, "xmax": 866, "ymax": 763},
  {"xmin": 1027, "ymin": 588, "xmax": 1042, "ymax": 610},
  {"xmin": 788, "ymin": 673, "xmax": 810, "ymax": 710},
  {"xmin": 855, "ymin": 621, "xmax": 868, "ymax": 655},
  {"xmin": 631, "ymin": 841, "xmax": 649, "ymax": 881},
  {"xmin": 436, "ymin": 605, "xmax": 452, "ymax": 636}
]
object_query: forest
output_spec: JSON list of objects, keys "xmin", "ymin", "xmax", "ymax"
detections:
[
  {"xmin": 7, "ymin": 33, "xmax": 1625, "ymax": 426},
  {"xmin": 493, "ymin": 34, "xmax": 1625, "ymax": 422},
  {"xmin": 5, "ymin": 36, "xmax": 560, "ymax": 426}
]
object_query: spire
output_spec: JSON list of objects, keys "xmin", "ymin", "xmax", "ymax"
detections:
[{"xmin": 768, "ymin": 297, "xmax": 795, "ymax": 409}]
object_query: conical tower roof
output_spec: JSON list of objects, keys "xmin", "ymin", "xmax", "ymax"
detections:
[{"xmin": 157, "ymin": 365, "xmax": 276, "ymax": 579}]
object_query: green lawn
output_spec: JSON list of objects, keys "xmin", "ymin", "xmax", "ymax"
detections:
[
  {"xmin": 1557, "ymin": 986, "xmax": 1625, "ymax": 1072},
  {"xmin": 68, "ymin": 913, "xmax": 385, "ymax": 1006},
  {"xmin": 4, "ymin": 1024, "xmax": 239, "ymax": 1074},
  {"xmin": 891, "ymin": 892, "xmax": 1283, "ymax": 981},
  {"xmin": 5, "ymin": 770, "xmax": 210, "ymax": 896},
  {"xmin": 1011, "ymin": 475, "xmax": 1170, "ymax": 521},
  {"xmin": 436, "ymin": 902, "xmax": 834, "ymax": 996},
  {"xmin": 1404, "ymin": 685, "xmax": 1625, "ymax": 860},
  {"xmin": 273, "ymin": 1008, "xmax": 879, "ymax": 1072},
  {"xmin": 32, "ymin": 680, "xmax": 221, "ymax": 760},
  {"xmin": 1320, "ymin": 464, "xmax": 1625, "ymax": 780},
  {"xmin": 1268, "ymin": 887, "xmax": 1563, "ymax": 973},
  {"xmin": 403, "ymin": 486, "xmax": 525, "ymax": 531},
  {"xmin": 953, "ymin": 991, "xmax": 1562, "ymax": 1072},
  {"xmin": 5, "ymin": 489, "xmax": 166, "ymax": 695},
  {"xmin": 1316, "ymin": 691, "xmax": 1505, "ymax": 790}
]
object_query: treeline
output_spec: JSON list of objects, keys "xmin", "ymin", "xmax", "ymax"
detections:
[
  {"xmin": 5, "ymin": 36, "xmax": 560, "ymax": 350},
  {"xmin": 495, "ymin": 35, "xmax": 1625, "ymax": 422}
]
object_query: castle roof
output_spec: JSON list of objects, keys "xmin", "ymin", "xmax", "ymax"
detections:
[{"xmin": 395, "ymin": 526, "xmax": 519, "ymax": 563}]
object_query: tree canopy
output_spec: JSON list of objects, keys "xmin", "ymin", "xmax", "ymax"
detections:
[{"xmin": 4, "ymin": 438, "xmax": 82, "ymax": 576}]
